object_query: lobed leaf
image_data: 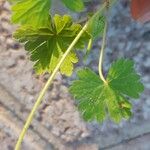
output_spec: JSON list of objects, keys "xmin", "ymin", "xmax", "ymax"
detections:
[
  {"xmin": 107, "ymin": 59, "xmax": 144, "ymax": 98},
  {"xmin": 11, "ymin": 0, "xmax": 51, "ymax": 27},
  {"xmin": 70, "ymin": 59, "xmax": 144, "ymax": 123},
  {"xmin": 14, "ymin": 15, "xmax": 90, "ymax": 76}
]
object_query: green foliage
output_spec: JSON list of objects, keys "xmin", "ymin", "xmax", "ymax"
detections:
[
  {"xmin": 9, "ymin": 0, "xmax": 144, "ymax": 148},
  {"xmin": 107, "ymin": 59, "xmax": 144, "ymax": 98},
  {"xmin": 14, "ymin": 15, "xmax": 90, "ymax": 76},
  {"xmin": 62, "ymin": 0, "xmax": 85, "ymax": 12},
  {"xmin": 11, "ymin": 0, "xmax": 51, "ymax": 27},
  {"xmin": 10, "ymin": 0, "xmax": 144, "ymax": 124},
  {"xmin": 86, "ymin": 0, "xmax": 117, "ymax": 40},
  {"xmin": 8, "ymin": 0, "xmax": 19, "ymax": 3},
  {"xmin": 87, "ymin": 14, "xmax": 106, "ymax": 39},
  {"xmin": 70, "ymin": 59, "xmax": 144, "ymax": 123}
]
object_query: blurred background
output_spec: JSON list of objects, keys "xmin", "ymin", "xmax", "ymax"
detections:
[{"xmin": 0, "ymin": 0, "xmax": 150, "ymax": 149}]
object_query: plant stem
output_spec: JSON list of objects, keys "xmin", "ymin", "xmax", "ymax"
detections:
[
  {"xmin": 15, "ymin": 1, "xmax": 117, "ymax": 149},
  {"xmin": 15, "ymin": 24, "xmax": 88, "ymax": 150},
  {"xmin": 98, "ymin": 0, "xmax": 117, "ymax": 83},
  {"xmin": 98, "ymin": 21, "xmax": 108, "ymax": 84}
]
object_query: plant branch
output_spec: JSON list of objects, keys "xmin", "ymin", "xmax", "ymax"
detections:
[
  {"xmin": 98, "ymin": 21, "xmax": 108, "ymax": 84},
  {"xmin": 15, "ymin": 23, "xmax": 88, "ymax": 150},
  {"xmin": 15, "ymin": 1, "xmax": 117, "ymax": 149}
]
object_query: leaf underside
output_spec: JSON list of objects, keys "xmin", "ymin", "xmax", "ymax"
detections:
[
  {"xmin": 14, "ymin": 15, "xmax": 90, "ymax": 76},
  {"xmin": 70, "ymin": 59, "xmax": 144, "ymax": 123}
]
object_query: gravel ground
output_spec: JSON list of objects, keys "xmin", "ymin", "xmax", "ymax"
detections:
[{"xmin": 0, "ymin": 0, "xmax": 150, "ymax": 150}]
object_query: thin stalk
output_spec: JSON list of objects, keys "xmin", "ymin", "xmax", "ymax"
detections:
[
  {"xmin": 98, "ymin": 21, "xmax": 108, "ymax": 84},
  {"xmin": 15, "ymin": 24, "xmax": 88, "ymax": 150}
]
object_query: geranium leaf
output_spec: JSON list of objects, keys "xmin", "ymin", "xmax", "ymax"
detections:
[
  {"xmin": 14, "ymin": 15, "xmax": 90, "ymax": 76},
  {"xmin": 107, "ymin": 59, "xmax": 144, "ymax": 98},
  {"xmin": 69, "ymin": 59, "xmax": 144, "ymax": 123},
  {"xmin": 11, "ymin": 0, "xmax": 51, "ymax": 27}
]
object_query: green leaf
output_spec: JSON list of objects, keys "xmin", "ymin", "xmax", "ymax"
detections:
[
  {"xmin": 11, "ymin": 0, "xmax": 51, "ymax": 27},
  {"xmin": 14, "ymin": 15, "xmax": 90, "ymax": 76},
  {"xmin": 87, "ymin": 13, "xmax": 106, "ymax": 39},
  {"xmin": 86, "ymin": 0, "xmax": 118, "ymax": 39},
  {"xmin": 107, "ymin": 59, "xmax": 144, "ymax": 98},
  {"xmin": 69, "ymin": 59, "xmax": 144, "ymax": 123},
  {"xmin": 8, "ymin": 0, "xmax": 20, "ymax": 4},
  {"xmin": 62, "ymin": 0, "xmax": 84, "ymax": 12}
]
